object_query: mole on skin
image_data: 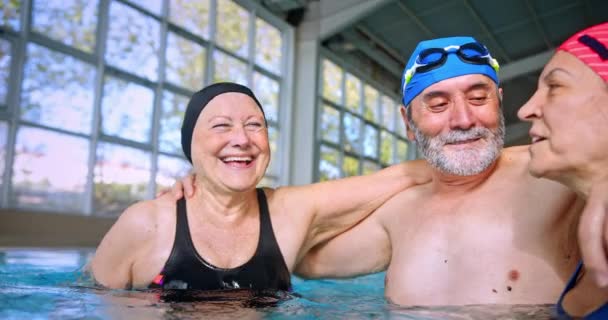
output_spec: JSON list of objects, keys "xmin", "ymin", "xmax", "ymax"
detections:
[{"xmin": 508, "ymin": 269, "xmax": 519, "ymax": 282}]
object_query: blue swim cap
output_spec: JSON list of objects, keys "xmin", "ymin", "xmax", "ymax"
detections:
[{"xmin": 401, "ymin": 36, "xmax": 499, "ymax": 107}]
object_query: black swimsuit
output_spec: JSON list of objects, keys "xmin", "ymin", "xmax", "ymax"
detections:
[{"xmin": 148, "ymin": 188, "xmax": 291, "ymax": 291}]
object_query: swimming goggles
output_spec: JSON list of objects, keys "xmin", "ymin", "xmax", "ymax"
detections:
[{"xmin": 402, "ymin": 42, "xmax": 500, "ymax": 88}]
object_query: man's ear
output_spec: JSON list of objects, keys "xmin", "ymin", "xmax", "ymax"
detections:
[
  {"xmin": 399, "ymin": 105, "xmax": 416, "ymax": 141},
  {"xmin": 498, "ymin": 87, "xmax": 503, "ymax": 101}
]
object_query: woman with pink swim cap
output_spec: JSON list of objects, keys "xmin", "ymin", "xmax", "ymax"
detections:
[{"xmin": 518, "ymin": 22, "xmax": 608, "ymax": 318}]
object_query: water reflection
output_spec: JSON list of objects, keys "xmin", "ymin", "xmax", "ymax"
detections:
[{"xmin": 0, "ymin": 250, "xmax": 558, "ymax": 320}]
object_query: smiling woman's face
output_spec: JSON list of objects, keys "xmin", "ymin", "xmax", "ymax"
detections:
[
  {"xmin": 518, "ymin": 51, "xmax": 608, "ymax": 181},
  {"xmin": 190, "ymin": 92, "xmax": 270, "ymax": 193}
]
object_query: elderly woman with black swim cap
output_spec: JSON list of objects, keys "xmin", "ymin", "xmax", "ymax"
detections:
[
  {"xmin": 518, "ymin": 22, "xmax": 608, "ymax": 318},
  {"xmin": 90, "ymin": 82, "xmax": 430, "ymax": 291}
]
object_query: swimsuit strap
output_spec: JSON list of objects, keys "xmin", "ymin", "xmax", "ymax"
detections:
[{"xmin": 556, "ymin": 261, "xmax": 584, "ymax": 316}]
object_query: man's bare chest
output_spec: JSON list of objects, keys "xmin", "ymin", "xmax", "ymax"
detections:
[{"xmin": 383, "ymin": 202, "xmax": 574, "ymax": 305}]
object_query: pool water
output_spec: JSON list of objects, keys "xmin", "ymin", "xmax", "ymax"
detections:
[{"xmin": 0, "ymin": 249, "xmax": 557, "ymax": 319}]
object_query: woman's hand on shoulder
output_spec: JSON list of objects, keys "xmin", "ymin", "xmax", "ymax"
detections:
[{"xmin": 156, "ymin": 173, "xmax": 196, "ymax": 200}]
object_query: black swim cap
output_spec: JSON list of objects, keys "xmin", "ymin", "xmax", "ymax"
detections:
[{"xmin": 181, "ymin": 82, "xmax": 266, "ymax": 163}]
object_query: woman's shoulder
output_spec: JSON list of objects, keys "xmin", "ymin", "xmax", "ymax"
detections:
[{"xmin": 115, "ymin": 194, "xmax": 177, "ymax": 237}]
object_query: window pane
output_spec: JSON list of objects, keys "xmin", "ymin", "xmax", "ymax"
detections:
[
  {"xmin": 127, "ymin": 0, "xmax": 162, "ymax": 15},
  {"xmin": 169, "ymin": 0, "xmax": 210, "ymax": 39},
  {"xmin": 321, "ymin": 104, "xmax": 339, "ymax": 144},
  {"xmin": 252, "ymin": 72, "xmax": 278, "ymax": 122},
  {"xmin": 322, "ymin": 60, "xmax": 342, "ymax": 104},
  {"xmin": 343, "ymin": 113, "xmax": 361, "ymax": 154},
  {"xmin": 255, "ymin": 18, "xmax": 281, "ymax": 73},
  {"xmin": 106, "ymin": 1, "xmax": 160, "ymax": 81},
  {"xmin": 267, "ymin": 125, "xmax": 279, "ymax": 176},
  {"xmin": 319, "ymin": 145, "xmax": 339, "ymax": 181},
  {"xmin": 396, "ymin": 139, "xmax": 408, "ymax": 162},
  {"xmin": 12, "ymin": 126, "xmax": 89, "ymax": 212},
  {"xmin": 363, "ymin": 124, "xmax": 378, "ymax": 159},
  {"xmin": 213, "ymin": 51, "xmax": 247, "ymax": 84},
  {"xmin": 345, "ymin": 73, "xmax": 361, "ymax": 114},
  {"xmin": 156, "ymin": 154, "xmax": 191, "ymax": 193},
  {"xmin": 102, "ymin": 76, "xmax": 154, "ymax": 143},
  {"xmin": 396, "ymin": 113, "xmax": 406, "ymax": 138},
  {"xmin": 160, "ymin": 90, "xmax": 188, "ymax": 154},
  {"xmin": 216, "ymin": 0, "xmax": 249, "ymax": 57},
  {"xmin": 0, "ymin": 121, "xmax": 8, "ymax": 202},
  {"xmin": 94, "ymin": 143, "xmax": 150, "ymax": 216},
  {"xmin": 381, "ymin": 95, "xmax": 396, "ymax": 131},
  {"xmin": 32, "ymin": 0, "xmax": 98, "ymax": 53},
  {"xmin": 380, "ymin": 131, "xmax": 394, "ymax": 165},
  {"xmin": 0, "ymin": 38, "xmax": 11, "ymax": 105},
  {"xmin": 21, "ymin": 44, "xmax": 95, "ymax": 135},
  {"xmin": 0, "ymin": 0, "xmax": 20, "ymax": 30},
  {"xmin": 363, "ymin": 85, "xmax": 379, "ymax": 122},
  {"xmin": 363, "ymin": 160, "xmax": 380, "ymax": 175},
  {"xmin": 166, "ymin": 32, "xmax": 205, "ymax": 91},
  {"xmin": 342, "ymin": 155, "xmax": 359, "ymax": 177}
]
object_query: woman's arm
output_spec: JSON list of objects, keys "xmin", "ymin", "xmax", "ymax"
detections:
[
  {"xmin": 281, "ymin": 159, "xmax": 430, "ymax": 258},
  {"xmin": 295, "ymin": 209, "xmax": 391, "ymax": 278},
  {"xmin": 89, "ymin": 200, "xmax": 158, "ymax": 289}
]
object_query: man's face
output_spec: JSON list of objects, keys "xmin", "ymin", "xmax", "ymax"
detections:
[{"xmin": 402, "ymin": 74, "xmax": 505, "ymax": 176}]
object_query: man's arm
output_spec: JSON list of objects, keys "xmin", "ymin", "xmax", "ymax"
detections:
[
  {"xmin": 89, "ymin": 201, "xmax": 157, "ymax": 289},
  {"xmin": 295, "ymin": 210, "xmax": 391, "ymax": 278}
]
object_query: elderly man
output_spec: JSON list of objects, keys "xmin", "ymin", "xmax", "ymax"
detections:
[{"xmin": 296, "ymin": 36, "xmax": 584, "ymax": 306}]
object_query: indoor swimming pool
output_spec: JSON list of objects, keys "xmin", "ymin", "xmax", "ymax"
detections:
[{"xmin": 0, "ymin": 249, "xmax": 557, "ymax": 319}]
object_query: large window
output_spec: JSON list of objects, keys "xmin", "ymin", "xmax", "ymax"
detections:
[
  {"xmin": 317, "ymin": 58, "xmax": 412, "ymax": 181},
  {"xmin": 0, "ymin": 0, "xmax": 290, "ymax": 216}
]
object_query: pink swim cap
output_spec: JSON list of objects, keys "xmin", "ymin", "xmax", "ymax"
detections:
[{"xmin": 558, "ymin": 22, "xmax": 608, "ymax": 82}]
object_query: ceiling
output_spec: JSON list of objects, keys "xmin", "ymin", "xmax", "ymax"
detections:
[{"xmin": 260, "ymin": 0, "xmax": 608, "ymax": 144}]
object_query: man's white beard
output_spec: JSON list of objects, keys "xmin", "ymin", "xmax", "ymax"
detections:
[{"xmin": 411, "ymin": 113, "xmax": 505, "ymax": 176}]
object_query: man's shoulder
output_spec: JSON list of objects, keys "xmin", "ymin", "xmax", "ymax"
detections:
[
  {"xmin": 500, "ymin": 145, "xmax": 531, "ymax": 165},
  {"xmin": 493, "ymin": 145, "xmax": 535, "ymax": 178},
  {"xmin": 498, "ymin": 145, "xmax": 574, "ymax": 195}
]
